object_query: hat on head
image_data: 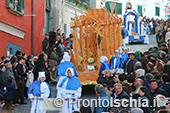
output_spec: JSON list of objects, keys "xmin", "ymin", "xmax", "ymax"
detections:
[
  {"xmin": 11, "ymin": 58, "xmax": 17, "ymax": 65},
  {"xmin": 128, "ymin": 51, "xmax": 135, "ymax": 55},
  {"xmin": 4, "ymin": 60, "xmax": 11, "ymax": 64},
  {"xmin": 27, "ymin": 55, "xmax": 34, "ymax": 60},
  {"xmin": 38, "ymin": 72, "xmax": 46, "ymax": 81},
  {"xmin": 33, "ymin": 56, "xmax": 38, "ymax": 59},
  {"xmin": 114, "ymin": 50, "xmax": 119, "ymax": 53},
  {"xmin": 135, "ymin": 51, "xmax": 141, "ymax": 56},
  {"xmin": 124, "ymin": 48, "xmax": 128, "ymax": 50}
]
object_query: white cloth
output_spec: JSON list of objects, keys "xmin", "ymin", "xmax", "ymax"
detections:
[
  {"xmin": 61, "ymin": 53, "xmax": 70, "ymax": 63},
  {"xmin": 60, "ymin": 79, "xmax": 82, "ymax": 113},
  {"xmin": 116, "ymin": 68, "xmax": 124, "ymax": 74},
  {"xmin": 26, "ymin": 71, "xmax": 34, "ymax": 88},
  {"xmin": 124, "ymin": 37, "xmax": 129, "ymax": 44},
  {"xmin": 144, "ymin": 35, "xmax": 149, "ymax": 44},
  {"xmin": 56, "ymin": 68, "xmax": 75, "ymax": 98},
  {"xmin": 113, "ymin": 58, "xmax": 117, "ymax": 69},
  {"xmin": 29, "ymin": 82, "xmax": 50, "ymax": 113},
  {"xmin": 87, "ymin": 65, "xmax": 95, "ymax": 70},
  {"xmin": 100, "ymin": 56, "xmax": 108, "ymax": 63},
  {"xmin": 56, "ymin": 76, "xmax": 66, "ymax": 98},
  {"xmin": 129, "ymin": 23, "xmax": 132, "ymax": 35},
  {"xmin": 38, "ymin": 72, "xmax": 46, "ymax": 80}
]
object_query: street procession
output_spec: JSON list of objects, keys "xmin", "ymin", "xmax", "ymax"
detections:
[{"xmin": 1, "ymin": 0, "xmax": 170, "ymax": 113}]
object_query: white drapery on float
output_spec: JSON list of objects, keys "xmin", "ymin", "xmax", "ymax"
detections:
[{"xmin": 123, "ymin": 9, "xmax": 149, "ymax": 44}]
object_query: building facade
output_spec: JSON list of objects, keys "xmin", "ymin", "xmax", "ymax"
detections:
[
  {"xmin": 105, "ymin": 0, "xmax": 170, "ymax": 19},
  {"xmin": 0, "ymin": 0, "xmax": 45, "ymax": 56}
]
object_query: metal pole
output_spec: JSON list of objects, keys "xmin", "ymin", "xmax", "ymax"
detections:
[
  {"xmin": 62, "ymin": 0, "xmax": 65, "ymax": 32},
  {"xmin": 31, "ymin": 0, "xmax": 34, "ymax": 55}
]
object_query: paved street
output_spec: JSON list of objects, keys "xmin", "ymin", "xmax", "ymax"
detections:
[
  {"xmin": 12, "ymin": 35, "xmax": 157, "ymax": 113},
  {"xmin": 127, "ymin": 35, "xmax": 157, "ymax": 52}
]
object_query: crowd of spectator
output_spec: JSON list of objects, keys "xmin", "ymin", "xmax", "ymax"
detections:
[
  {"xmin": 142, "ymin": 17, "xmax": 170, "ymax": 45},
  {"xmin": 1, "ymin": 21, "xmax": 170, "ymax": 113},
  {"xmin": 0, "ymin": 28, "xmax": 73, "ymax": 112}
]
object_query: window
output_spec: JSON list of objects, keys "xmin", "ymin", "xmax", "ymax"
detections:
[
  {"xmin": 46, "ymin": 0, "xmax": 51, "ymax": 11},
  {"xmin": 7, "ymin": 0, "xmax": 25, "ymax": 14},
  {"xmin": 105, "ymin": 2, "xmax": 122, "ymax": 14},
  {"xmin": 117, "ymin": 3, "xmax": 122, "ymax": 14},
  {"xmin": 138, "ymin": 6, "xmax": 142, "ymax": 15},
  {"xmin": 155, "ymin": 6, "xmax": 160, "ymax": 16},
  {"xmin": 65, "ymin": 0, "xmax": 92, "ymax": 10},
  {"xmin": 7, "ymin": 42, "xmax": 22, "ymax": 56},
  {"xmin": 64, "ymin": 24, "xmax": 67, "ymax": 34}
]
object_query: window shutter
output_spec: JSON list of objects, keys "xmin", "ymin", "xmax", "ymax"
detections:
[
  {"xmin": 117, "ymin": 3, "xmax": 122, "ymax": 14},
  {"xmin": 138, "ymin": 6, "xmax": 142, "ymax": 15},
  {"xmin": 105, "ymin": 2, "xmax": 110, "ymax": 13},
  {"xmin": 21, "ymin": 0, "xmax": 25, "ymax": 14},
  {"xmin": 17, "ymin": 0, "xmax": 21, "ymax": 12},
  {"xmin": 155, "ymin": 6, "xmax": 160, "ymax": 16},
  {"xmin": 7, "ymin": 0, "xmax": 14, "ymax": 9},
  {"xmin": 64, "ymin": 24, "xmax": 67, "ymax": 34},
  {"xmin": 90, "ymin": 0, "xmax": 96, "ymax": 9}
]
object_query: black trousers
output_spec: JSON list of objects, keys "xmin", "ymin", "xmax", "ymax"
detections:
[
  {"xmin": 13, "ymin": 89, "xmax": 19, "ymax": 104},
  {"xmin": 18, "ymin": 81, "xmax": 25, "ymax": 103},
  {"xmin": 156, "ymin": 34, "xmax": 159, "ymax": 43}
]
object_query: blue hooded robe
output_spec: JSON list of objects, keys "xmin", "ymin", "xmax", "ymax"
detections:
[{"xmin": 55, "ymin": 61, "xmax": 78, "ymax": 76}]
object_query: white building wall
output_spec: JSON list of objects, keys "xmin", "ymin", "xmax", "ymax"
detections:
[
  {"xmin": 64, "ymin": 2, "xmax": 86, "ymax": 36},
  {"xmin": 104, "ymin": 0, "xmax": 169, "ymax": 19}
]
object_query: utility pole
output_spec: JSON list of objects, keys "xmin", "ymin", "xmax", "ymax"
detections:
[
  {"xmin": 62, "ymin": 0, "xmax": 65, "ymax": 32},
  {"xmin": 31, "ymin": 0, "xmax": 34, "ymax": 55}
]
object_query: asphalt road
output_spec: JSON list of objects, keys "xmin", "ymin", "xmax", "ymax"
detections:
[
  {"xmin": 126, "ymin": 35, "xmax": 157, "ymax": 52},
  {"xmin": 12, "ymin": 35, "xmax": 157, "ymax": 113}
]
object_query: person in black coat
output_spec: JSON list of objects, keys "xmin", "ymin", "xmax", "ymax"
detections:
[
  {"xmin": 0, "ymin": 64, "xmax": 6, "ymax": 87},
  {"xmin": 26, "ymin": 55, "xmax": 34, "ymax": 69},
  {"xmin": 56, "ymin": 29, "xmax": 61, "ymax": 37},
  {"xmin": 163, "ymin": 62, "xmax": 170, "ymax": 76},
  {"xmin": 160, "ymin": 74, "xmax": 170, "ymax": 97},
  {"xmin": 33, "ymin": 53, "xmax": 47, "ymax": 81},
  {"xmin": 42, "ymin": 34, "xmax": 50, "ymax": 55},
  {"xmin": 123, "ymin": 52, "xmax": 138, "ymax": 75},
  {"xmin": 11, "ymin": 58, "xmax": 20, "ymax": 104},
  {"xmin": 149, "ymin": 79, "xmax": 168, "ymax": 109},
  {"xmin": 112, "ymin": 83, "xmax": 129, "ymax": 100},
  {"xmin": 16, "ymin": 56, "xmax": 27, "ymax": 104},
  {"xmin": 49, "ymin": 28, "xmax": 57, "ymax": 48}
]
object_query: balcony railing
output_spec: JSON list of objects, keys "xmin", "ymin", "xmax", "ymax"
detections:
[{"xmin": 65, "ymin": 0, "xmax": 93, "ymax": 10}]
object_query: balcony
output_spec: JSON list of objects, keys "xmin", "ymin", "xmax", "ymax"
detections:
[{"xmin": 65, "ymin": 0, "xmax": 93, "ymax": 10}]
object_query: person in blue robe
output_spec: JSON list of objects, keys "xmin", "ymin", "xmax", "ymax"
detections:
[
  {"xmin": 99, "ymin": 56, "xmax": 111, "ymax": 74},
  {"xmin": 28, "ymin": 72, "xmax": 51, "ymax": 113},
  {"xmin": 55, "ymin": 53, "xmax": 78, "ymax": 77},
  {"xmin": 58, "ymin": 68, "xmax": 82, "ymax": 113},
  {"xmin": 55, "ymin": 52, "xmax": 78, "ymax": 98},
  {"xmin": 110, "ymin": 50, "xmax": 123, "ymax": 70},
  {"xmin": 121, "ymin": 48, "xmax": 129, "ymax": 63}
]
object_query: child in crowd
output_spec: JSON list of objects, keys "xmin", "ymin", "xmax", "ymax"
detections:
[
  {"xmin": 3, "ymin": 76, "xmax": 15, "ymax": 112},
  {"xmin": 26, "ymin": 66, "xmax": 34, "ymax": 88}
]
